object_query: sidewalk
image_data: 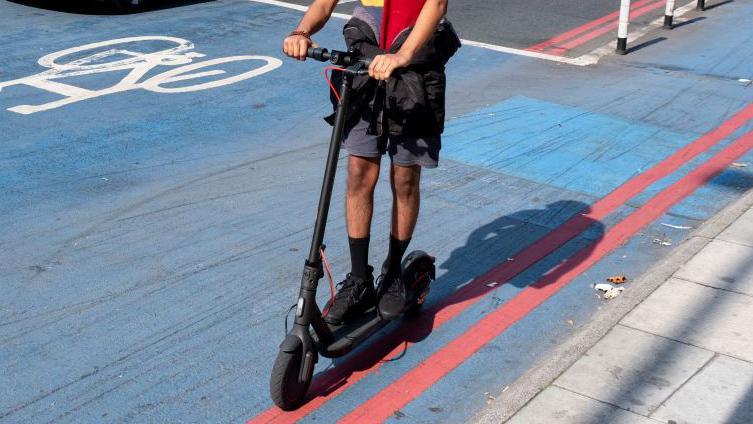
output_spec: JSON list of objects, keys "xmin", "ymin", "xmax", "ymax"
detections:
[{"xmin": 475, "ymin": 190, "xmax": 753, "ymax": 424}]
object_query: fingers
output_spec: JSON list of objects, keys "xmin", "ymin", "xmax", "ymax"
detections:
[
  {"xmin": 283, "ymin": 37, "xmax": 294, "ymax": 59},
  {"xmin": 367, "ymin": 55, "xmax": 381, "ymax": 78},
  {"xmin": 368, "ymin": 55, "xmax": 397, "ymax": 80},
  {"xmin": 379, "ymin": 62, "xmax": 395, "ymax": 80},
  {"xmin": 282, "ymin": 36, "xmax": 311, "ymax": 61},
  {"xmin": 297, "ymin": 37, "xmax": 310, "ymax": 60}
]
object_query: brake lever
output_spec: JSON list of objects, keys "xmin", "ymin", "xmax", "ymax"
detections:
[{"xmin": 352, "ymin": 62, "xmax": 370, "ymax": 76}]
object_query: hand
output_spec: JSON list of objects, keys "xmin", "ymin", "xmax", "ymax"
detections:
[
  {"xmin": 368, "ymin": 52, "xmax": 412, "ymax": 80},
  {"xmin": 283, "ymin": 34, "xmax": 313, "ymax": 61}
]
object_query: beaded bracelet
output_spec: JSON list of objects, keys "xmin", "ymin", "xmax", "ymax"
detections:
[{"xmin": 288, "ymin": 30, "xmax": 311, "ymax": 40}]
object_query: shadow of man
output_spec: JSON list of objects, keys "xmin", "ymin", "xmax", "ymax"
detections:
[
  {"xmin": 297, "ymin": 200, "xmax": 605, "ymax": 405},
  {"xmin": 439, "ymin": 199, "xmax": 605, "ymax": 290}
]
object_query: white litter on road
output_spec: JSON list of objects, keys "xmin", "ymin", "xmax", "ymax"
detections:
[
  {"xmin": 594, "ymin": 283, "xmax": 624, "ymax": 299},
  {"xmin": 653, "ymin": 237, "xmax": 673, "ymax": 246}
]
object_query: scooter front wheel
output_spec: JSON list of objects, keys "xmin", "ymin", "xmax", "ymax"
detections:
[{"xmin": 269, "ymin": 347, "xmax": 312, "ymax": 410}]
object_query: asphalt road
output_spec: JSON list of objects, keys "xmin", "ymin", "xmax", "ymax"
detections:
[{"xmin": 19, "ymin": 0, "xmax": 688, "ymax": 50}]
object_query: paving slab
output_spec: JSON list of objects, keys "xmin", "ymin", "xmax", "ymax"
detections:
[
  {"xmin": 652, "ymin": 355, "xmax": 753, "ymax": 424},
  {"xmin": 718, "ymin": 208, "xmax": 753, "ymax": 248},
  {"xmin": 509, "ymin": 385, "xmax": 658, "ymax": 424},
  {"xmin": 621, "ymin": 278, "xmax": 753, "ymax": 362},
  {"xmin": 554, "ymin": 325, "xmax": 713, "ymax": 416},
  {"xmin": 674, "ymin": 239, "xmax": 753, "ymax": 296}
]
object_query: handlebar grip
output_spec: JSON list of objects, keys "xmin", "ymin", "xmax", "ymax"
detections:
[{"xmin": 306, "ymin": 47, "xmax": 330, "ymax": 62}]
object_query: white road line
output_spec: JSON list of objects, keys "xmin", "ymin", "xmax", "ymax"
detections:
[
  {"xmin": 460, "ymin": 39, "xmax": 598, "ymax": 66},
  {"xmin": 247, "ymin": 0, "xmax": 596, "ymax": 66}
]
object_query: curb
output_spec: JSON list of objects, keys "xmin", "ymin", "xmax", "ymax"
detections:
[{"xmin": 473, "ymin": 187, "xmax": 753, "ymax": 423}]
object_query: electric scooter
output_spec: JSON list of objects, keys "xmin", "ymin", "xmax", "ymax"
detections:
[{"xmin": 269, "ymin": 47, "xmax": 436, "ymax": 411}]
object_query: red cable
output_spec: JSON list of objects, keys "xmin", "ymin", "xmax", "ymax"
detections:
[
  {"xmin": 324, "ymin": 66, "xmax": 346, "ymax": 103},
  {"xmin": 319, "ymin": 66, "xmax": 345, "ymax": 316},
  {"xmin": 320, "ymin": 246, "xmax": 336, "ymax": 317}
]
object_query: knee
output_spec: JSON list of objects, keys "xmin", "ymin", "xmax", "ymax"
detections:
[
  {"xmin": 348, "ymin": 158, "xmax": 379, "ymax": 196},
  {"xmin": 392, "ymin": 167, "xmax": 420, "ymax": 199}
]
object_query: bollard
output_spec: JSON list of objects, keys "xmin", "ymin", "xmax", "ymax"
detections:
[
  {"xmin": 664, "ymin": 0, "xmax": 676, "ymax": 28},
  {"xmin": 697, "ymin": 0, "xmax": 705, "ymax": 10},
  {"xmin": 616, "ymin": 0, "xmax": 631, "ymax": 54}
]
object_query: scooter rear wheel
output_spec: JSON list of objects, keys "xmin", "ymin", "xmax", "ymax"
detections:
[
  {"xmin": 402, "ymin": 251, "xmax": 435, "ymax": 318},
  {"xmin": 269, "ymin": 347, "xmax": 312, "ymax": 410}
]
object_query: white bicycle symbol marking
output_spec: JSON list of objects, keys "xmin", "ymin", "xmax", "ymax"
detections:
[{"xmin": 0, "ymin": 36, "xmax": 283, "ymax": 115}]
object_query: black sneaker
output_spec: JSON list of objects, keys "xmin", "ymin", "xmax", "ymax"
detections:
[
  {"xmin": 377, "ymin": 270, "xmax": 407, "ymax": 320},
  {"xmin": 324, "ymin": 267, "xmax": 375, "ymax": 326}
]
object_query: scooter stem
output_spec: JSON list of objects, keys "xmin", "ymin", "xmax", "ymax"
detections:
[{"xmin": 307, "ymin": 72, "xmax": 353, "ymax": 264}]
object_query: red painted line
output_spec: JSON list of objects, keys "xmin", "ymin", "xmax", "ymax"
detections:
[
  {"xmin": 527, "ymin": 0, "xmax": 656, "ymax": 53},
  {"xmin": 545, "ymin": 0, "xmax": 667, "ymax": 56},
  {"xmin": 340, "ymin": 127, "xmax": 753, "ymax": 424},
  {"xmin": 248, "ymin": 103, "xmax": 753, "ymax": 423}
]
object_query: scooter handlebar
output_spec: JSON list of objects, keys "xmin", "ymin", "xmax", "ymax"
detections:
[
  {"xmin": 306, "ymin": 47, "xmax": 331, "ymax": 62},
  {"xmin": 306, "ymin": 47, "xmax": 372, "ymax": 67}
]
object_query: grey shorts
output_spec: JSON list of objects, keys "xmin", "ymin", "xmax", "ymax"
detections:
[{"xmin": 342, "ymin": 119, "xmax": 441, "ymax": 168}]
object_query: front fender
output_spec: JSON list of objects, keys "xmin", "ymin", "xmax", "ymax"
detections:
[{"xmin": 279, "ymin": 334, "xmax": 303, "ymax": 353}]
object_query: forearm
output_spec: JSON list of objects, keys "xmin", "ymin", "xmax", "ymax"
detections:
[
  {"xmin": 397, "ymin": 0, "xmax": 447, "ymax": 59},
  {"xmin": 294, "ymin": 0, "xmax": 339, "ymax": 35}
]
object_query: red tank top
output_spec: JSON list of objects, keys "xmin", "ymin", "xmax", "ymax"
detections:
[
  {"xmin": 355, "ymin": 0, "xmax": 425, "ymax": 50},
  {"xmin": 381, "ymin": 0, "xmax": 426, "ymax": 49}
]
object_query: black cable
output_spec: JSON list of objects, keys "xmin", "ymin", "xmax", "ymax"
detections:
[{"xmin": 284, "ymin": 303, "xmax": 297, "ymax": 334}]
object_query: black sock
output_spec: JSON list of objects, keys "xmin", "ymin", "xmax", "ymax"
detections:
[
  {"xmin": 386, "ymin": 235, "xmax": 411, "ymax": 275},
  {"xmin": 348, "ymin": 236, "xmax": 370, "ymax": 279}
]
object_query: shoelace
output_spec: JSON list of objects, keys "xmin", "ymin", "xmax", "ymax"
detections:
[
  {"xmin": 387, "ymin": 277, "xmax": 403, "ymax": 296},
  {"xmin": 334, "ymin": 275, "xmax": 358, "ymax": 302}
]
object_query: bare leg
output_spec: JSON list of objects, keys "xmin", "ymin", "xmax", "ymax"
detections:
[
  {"xmin": 379, "ymin": 163, "xmax": 422, "ymax": 317},
  {"xmin": 390, "ymin": 163, "xmax": 421, "ymax": 240},
  {"xmin": 346, "ymin": 155, "xmax": 381, "ymax": 238},
  {"xmin": 324, "ymin": 155, "xmax": 380, "ymax": 324}
]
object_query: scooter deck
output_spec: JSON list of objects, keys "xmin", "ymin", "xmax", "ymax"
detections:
[{"xmin": 314, "ymin": 306, "xmax": 389, "ymax": 358}]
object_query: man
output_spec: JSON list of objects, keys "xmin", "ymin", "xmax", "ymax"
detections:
[{"xmin": 282, "ymin": 0, "xmax": 456, "ymax": 324}]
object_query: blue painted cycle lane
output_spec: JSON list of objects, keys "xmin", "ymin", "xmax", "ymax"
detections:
[{"xmin": 1, "ymin": 0, "xmax": 753, "ymax": 423}]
